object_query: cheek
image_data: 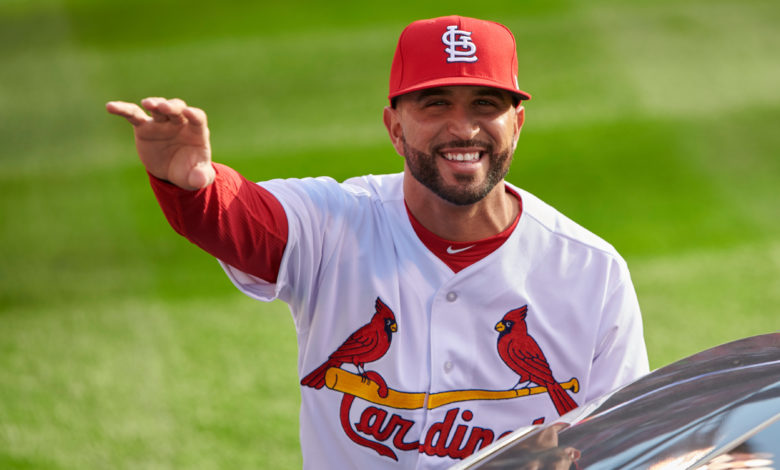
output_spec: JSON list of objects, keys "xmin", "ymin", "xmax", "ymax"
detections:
[
  {"xmin": 400, "ymin": 124, "xmax": 436, "ymax": 151},
  {"xmin": 489, "ymin": 115, "xmax": 519, "ymax": 147}
]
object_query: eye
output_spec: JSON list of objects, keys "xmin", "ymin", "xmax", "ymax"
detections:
[
  {"xmin": 474, "ymin": 98, "xmax": 500, "ymax": 109},
  {"xmin": 423, "ymin": 99, "xmax": 449, "ymax": 108}
]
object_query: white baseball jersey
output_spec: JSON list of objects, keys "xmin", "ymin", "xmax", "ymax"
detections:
[{"xmin": 218, "ymin": 172, "xmax": 649, "ymax": 469}]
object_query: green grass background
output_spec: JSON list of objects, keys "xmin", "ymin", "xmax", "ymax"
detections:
[{"xmin": 1, "ymin": 0, "xmax": 778, "ymax": 468}]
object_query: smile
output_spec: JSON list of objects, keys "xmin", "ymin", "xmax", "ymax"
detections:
[{"xmin": 443, "ymin": 152, "xmax": 481, "ymax": 162}]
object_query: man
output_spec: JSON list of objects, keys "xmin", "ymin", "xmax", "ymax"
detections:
[{"xmin": 107, "ymin": 15, "xmax": 648, "ymax": 469}]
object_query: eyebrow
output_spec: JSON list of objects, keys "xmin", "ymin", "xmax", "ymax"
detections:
[
  {"xmin": 413, "ymin": 88, "xmax": 453, "ymax": 101},
  {"xmin": 474, "ymin": 88, "xmax": 510, "ymax": 100}
]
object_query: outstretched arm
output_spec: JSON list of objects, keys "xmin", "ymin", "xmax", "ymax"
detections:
[
  {"xmin": 107, "ymin": 98, "xmax": 288, "ymax": 283},
  {"xmin": 106, "ymin": 97, "xmax": 215, "ymax": 190}
]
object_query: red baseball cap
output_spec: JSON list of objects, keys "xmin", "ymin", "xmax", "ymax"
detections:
[{"xmin": 388, "ymin": 15, "xmax": 531, "ymax": 103}]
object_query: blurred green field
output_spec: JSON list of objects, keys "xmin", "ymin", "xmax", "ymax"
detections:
[{"xmin": 1, "ymin": 0, "xmax": 778, "ymax": 468}]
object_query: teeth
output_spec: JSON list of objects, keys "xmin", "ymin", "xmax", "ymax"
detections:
[{"xmin": 444, "ymin": 152, "xmax": 480, "ymax": 162}]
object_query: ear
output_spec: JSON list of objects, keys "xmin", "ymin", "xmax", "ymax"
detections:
[
  {"xmin": 512, "ymin": 105, "xmax": 526, "ymax": 151},
  {"xmin": 383, "ymin": 105, "xmax": 406, "ymax": 157}
]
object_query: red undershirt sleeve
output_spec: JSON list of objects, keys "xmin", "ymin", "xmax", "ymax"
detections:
[{"xmin": 148, "ymin": 163, "xmax": 288, "ymax": 283}]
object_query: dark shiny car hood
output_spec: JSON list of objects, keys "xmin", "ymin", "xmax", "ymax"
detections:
[{"xmin": 456, "ymin": 333, "xmax": 780, "ymax": 470}]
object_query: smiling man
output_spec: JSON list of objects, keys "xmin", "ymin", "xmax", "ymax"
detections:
[
  {"xmin": 107, "ymin": 15, "xmax": 649, "ymax": 470},
  {"xmin": 387, "ymin": 86, "xmax": 522, "ymax": 239}
]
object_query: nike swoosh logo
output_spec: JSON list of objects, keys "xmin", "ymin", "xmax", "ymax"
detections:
[{"xmin": 446, "ymin": 244, "xmax": 476, "ymax": 255}]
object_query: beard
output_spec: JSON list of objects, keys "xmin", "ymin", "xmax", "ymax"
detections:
[{"xmin": 402, "ymin": 137, "xmax": 513, "ymax": 206}]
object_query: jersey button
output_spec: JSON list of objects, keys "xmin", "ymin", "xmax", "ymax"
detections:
[
  {"xmin": 446, "ymin": 291, "xmax": 458, "ymax": 302},
  {"xmin": 444, "ymin": 361, "xmax": 454, "ymax": 372}
]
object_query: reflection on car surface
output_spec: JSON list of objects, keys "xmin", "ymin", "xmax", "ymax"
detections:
[{"xmin": 453, "ymin": 333, "xmax": 780, "ymax": 470}]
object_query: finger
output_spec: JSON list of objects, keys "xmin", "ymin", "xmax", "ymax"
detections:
[
  {"xmin": 140, "ymin": 96, "xmax": 166, "ymax": 111},
  {"xmin": 141, "ymin": 97, "xmax": 179, "ymax": 123},
  {"xmin": 156, "ymin": 98, "xmax": 189, "ymax": 124},
  {"xmin": 182, "ymin": 106, "xmax": 208, "ymax": 127},
  {"xmin": 105, "ymin": 101, "xmax": 152, "ymax": 126}
]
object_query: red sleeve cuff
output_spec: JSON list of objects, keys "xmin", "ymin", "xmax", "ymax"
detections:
[{"xmin": 148, "ymin": 163, "xmax": 288, "ymax": 283}]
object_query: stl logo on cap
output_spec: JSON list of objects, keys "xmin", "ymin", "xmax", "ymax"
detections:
[{"xmin": 442, "ymin": 25, "xmax": 478, "ymax": 63}]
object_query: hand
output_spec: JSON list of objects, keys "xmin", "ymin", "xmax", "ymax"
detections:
[
  {"xmin": 514, "ymin": 424, "xmax": 581, "ymax": 470},
  {"xmin": 106, "ymin": 97, "xmax": 215, "ymax": 190}
]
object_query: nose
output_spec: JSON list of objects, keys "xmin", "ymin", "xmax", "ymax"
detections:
[{"xmin": 445, "ymin": 105, "xmax": 480, "ymax": 141}]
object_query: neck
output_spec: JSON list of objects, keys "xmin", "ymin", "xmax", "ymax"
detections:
[{"xmin": 403, "ymin": 175, "xmax": 519, "ymax": 242}]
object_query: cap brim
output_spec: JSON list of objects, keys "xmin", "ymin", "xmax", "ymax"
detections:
[{"xmin": 389, "ymin": 76, "xmax": 531, "ymax": 102}]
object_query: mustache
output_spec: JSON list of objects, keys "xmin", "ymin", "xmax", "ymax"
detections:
[{"xmin": 431, "ymin": 139, "xmax": 494, "ymax": 154}]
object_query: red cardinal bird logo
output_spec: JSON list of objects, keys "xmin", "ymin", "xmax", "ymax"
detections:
[
  {"xmin": 495, "ymin": 306, "xmax": 578, "ymax": 416},
  {"xmin": 301, "ymin": 297, "xmax": 398, "ymax": 390}
]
